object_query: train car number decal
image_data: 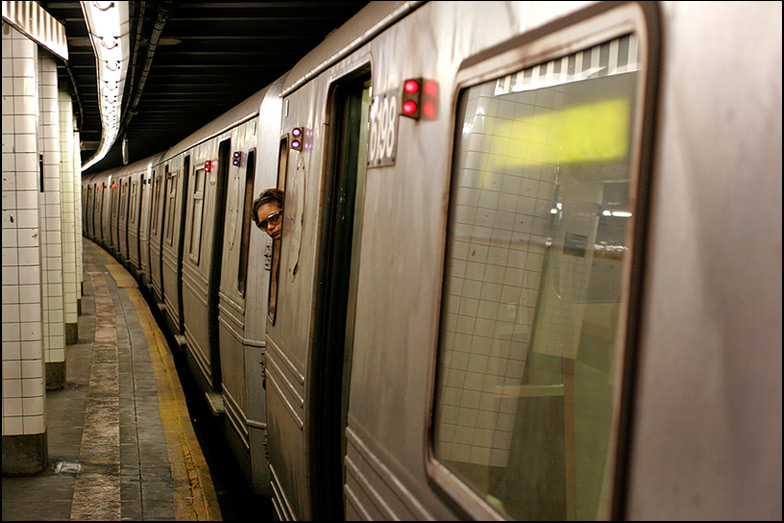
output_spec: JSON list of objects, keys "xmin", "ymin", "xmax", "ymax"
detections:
[{"xmin": 367, "ymin": 90, "xmax": 398, "ymax": 167}]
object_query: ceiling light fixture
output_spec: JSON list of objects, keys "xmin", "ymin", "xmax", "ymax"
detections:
[{"xmin": 80, "ymin": 0, "xmax": 129, "ymax": 171}]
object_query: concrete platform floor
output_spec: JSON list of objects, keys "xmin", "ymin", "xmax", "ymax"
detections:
[{"xmin": 2, "ymin": 239, "xmax": 221, "ymax": 521}]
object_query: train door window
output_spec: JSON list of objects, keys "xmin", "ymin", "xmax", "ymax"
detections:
[
  {"xmin": 237, "ymin": 149, "xmax": 256, "ymax": 296},
  {"xmin": 96, "ymin": 183, "xmax": 101, "ymax": 235},
  {"xmin": 87, "ymin": 185, "xmax": 93, "ymax": 232},
  {"xmin": 125, "ymin": 180, "xmax": 130, "ymax": 221},
  {"xmin": 130, "ymin": 179, "xmax": 138, "ymax": 225},
  {"xmin": 267, "ymin": 138, "xmax": 288, "ymax": 325},
  {"xmin": 119, "ymin": 179, "xmax": 128, "ymax": 221},
  {"xmin": 111, "ymin": 182, "xmax": 120, "ymax": 221},
  {"xmin": 151, "ymin": 171, "xmax": 162, "ymax": 236},
  {"xmin": 432, "ymin": 11, "xmax": 652, "ymax": 521},
  {"xmin": 189, "ymin": 166, "xmax": 206, "ymax": 264},
  {"xmin": 137, "ymin": 174, "xmax": 144, "ymax": 226},
  {"xmin": 98, "ymin": 184, "xmax": 104, "ymax": 241},
  {"xmin": 95, "ymin": 183, "xmax": 100, "ymax": 236},
  {"xmin": 82, "ymin": 187, "xmax": 87, "ymax": 229},
  {"xmin": 150, "ymin": 174, "xmax": 157, "ymax": 235},
  {"xmin": 165, "ymin": 170, "xmax": 178, "ymax": 246}
]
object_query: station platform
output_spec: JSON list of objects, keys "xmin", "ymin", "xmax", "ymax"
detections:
[{"xmin": 2, "ymin": 239, "xmax": 222, "ymax": 521}]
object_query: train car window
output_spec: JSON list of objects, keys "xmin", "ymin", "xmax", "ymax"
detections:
[
  {"xmin": 86, "ymin": 185, "xmax": 93, "ymax": 232},
  {"xmin": 98, "ymin": 183, "xmax": 104, "ymax": 241},
  {"xmin": 120, "ymin": 179, "xmax": 128, "ymax": 221},
  {"xmin": 151, "ymin": 171, "xmax": 162, "ymax": 236},
  {"xmin": 112, "ymin": 182, "xmax": 120, "ymax": 247},
  {"xmin": 433, "ymin": 30, "xmax": 644, "ymax": 521},
  {"xmin": 189, "ymin": 167, "xmax": 206, "ymax": 264},
  {"xmin": 95, "ymin": 184, "xmax": 99, "ymax": 232},
  {"xmin": 95, "ymin": 183, "xmax": 101, "ymax": 236},
  {"xmin": 111, "ymin": 181, "xmax": 120, "ymax": 220},
  {"xmin": 268, "ymin": 137, "xmax": 288, "ymax": 325},
  {"xmin": 150, "ymin": 174, "xmax": 157, "ymax": 235},
  {"xmin": 237, "ymin": 149, "xmax": 256, "ymax": 296},
  {"xmin": 82, "ymin": 186, "xmax": 87, "ymax": 230},
  {"xmin": 130, "ymin": 179, "xmax": 138, "ymax": 225},
  {"xmin": 165, "ymin": 170, "xmax": 178, "ymax": 246}
]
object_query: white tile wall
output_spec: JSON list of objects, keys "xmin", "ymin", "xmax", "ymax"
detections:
[
  {"xmin": 2, "ymin": 23, "xmax": 46, "ymax": 437},
  {"xmin": 38, "ymin": 50, "xmax": 65, "ymax": 365},
  {"xmin": 58, "ymin": 90, "xmax": 78, "ymax": 326},
  {"xmin": 437, "ymin": 80, "xmax": 563, "ymax": 467}
]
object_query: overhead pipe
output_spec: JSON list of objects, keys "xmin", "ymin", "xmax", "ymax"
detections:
[
  {"xmin": 120, "ymin": 0, "xmax": 174, "ymax": 133},
  {"xmin": 121, "ymin": 0, "xmax": 145, "ymax": 122},
  {"xmin": 80, "ymin": 0, "xmax": 131, "ymax": 171},
  {"xmin": 63, "ymin": 60, "xmax": 85, "ymax": 130}
]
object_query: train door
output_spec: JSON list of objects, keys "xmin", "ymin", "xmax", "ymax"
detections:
[
  {"xmin": 111, "ymin": 177, "xmax": 120, "ymax": 254},
  {"xmin": 160, "ymin": 166, "xmax": 171, "ymax": 301},
  {"xmin": 177, "ymin": 155, "xmax": 190, "ymax": 333},
  {"xmin": 207, "ymin": 140, "xmax": 232, "ymax": 389},
  {"xmin": 90, "ymin": 183, "xmax": 96, "ymax": 239},
  {"xmin": 82, "ymin": 185, "xmax": 88, "ymax": 235},
  {"xmin": 86, "ymin": 184, "xmax": 93, "ymax": 238},
  {"xmin": 310, "ymin": 70, "xmax": 371, "ymax": 521},
  {"xmin": 120, "ymin": 177, "xmax": 129, "ymax": 261},
  {"xmin": 98, "ymin": 183, "xmax": 104, "ymax": 243},
  {"xmin": 149, "ymin": 167, "xmax": 165, "ymax": 302},
  {"xmin": 132, "ymin": 174, "xmax": 142, "ymax": 267}
]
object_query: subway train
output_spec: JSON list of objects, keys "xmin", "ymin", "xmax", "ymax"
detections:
[{"xmin": 81, "ymin": 1, "xmax": 781, "ymax": 520}]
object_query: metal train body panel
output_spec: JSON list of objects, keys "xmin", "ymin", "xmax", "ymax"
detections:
[
  {"xmin": 179, "ymin": 137, "xmax": 219, "ymax": 390},
  {"xmin": 242, "ymin": 76, "xmax": 288, "ymax": 496},
  {"xmin": 166, "ymin": 88, "xmax": 268, "ymax": 395},
  {"xmin": 98, "ymin": 169, "xmax": 116, "ymax": 245},
  {"xmin": 215, "ymin": 110, "xmax": 268, "ymax": 485},
  {"xmin": 265, "ymin": 75, "xmax": 326, "ymax": 523},
  {"xmin": 81, "ymin": 1, "xmax": 781, "ymax": 521},
  {"xmin": 627, "ymin": 3, "xmax": 781, "ymax": 519}
]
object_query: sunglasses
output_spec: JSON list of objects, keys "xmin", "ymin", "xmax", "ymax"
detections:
[{"xmin": 257, "ymin": 209, "xmax": 283, "ymax": 230}]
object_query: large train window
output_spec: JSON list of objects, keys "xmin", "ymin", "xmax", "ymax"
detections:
[
  {"xmin": 86, "ymin": 184, "xmax": 93, "ymax": 233},
  {"xmin": 432, "ymin": 5, "xmax": 653, "ymax": 520},
  {"xmin": 237, "ymin": 149, "xmax": 256, "ymax": 296},
  {"xmin": 129, "ymin": 179, "xmax": 138, "ymax": 225},
  {"xmin": 165, "ymin": 170, "xmax": 178, "ymax": 246},
  {"xmin": 98, "ymin": 183, "xmax": 105, "ymax": 241},
  {"xmin": 119, "ymin": 179, "xmax": 128, "ymax": 221},
  {"xmin": 189, "ymin": 167, "xmax": 206, "ymax": 263},
  {"xmin": 151, "ymin": 171, "xmax": 162, "ymax": 236},
  {"xmin": 268, "ymin": 137, "xmax": 288, "ymax": 325},
  {"xmin": 111, "ymin": 179, "xmax": 120, "ymax": 220}
]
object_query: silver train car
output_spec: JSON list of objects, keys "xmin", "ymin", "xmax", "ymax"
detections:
[{"xmin": 82, "ymin": 1, "xmax": 782, "ymax": 520}]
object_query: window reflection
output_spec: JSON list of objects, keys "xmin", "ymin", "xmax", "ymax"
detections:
[{"xmin": 434, "ymin": 34, "xmax": 640, "ymax": 520}]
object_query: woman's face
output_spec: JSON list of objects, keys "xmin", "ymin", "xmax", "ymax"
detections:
[{"xmin": 257, "ymin": 202, "xmax": 283, "ymax": 240}]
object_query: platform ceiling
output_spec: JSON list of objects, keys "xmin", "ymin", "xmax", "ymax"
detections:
[{"xmin": 37, "ymin": 1, "xmax": 370, "ymax": 174}]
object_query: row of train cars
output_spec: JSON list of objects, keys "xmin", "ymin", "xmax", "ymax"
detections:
[{"xmin": 81, "ymin": 1, "xmax": 781, "ymax": 520}]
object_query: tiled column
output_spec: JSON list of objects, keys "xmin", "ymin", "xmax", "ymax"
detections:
[
  {"xmin": 38, "ymin": 50, "xmax": 66, "ymax": 389},
  {"xmin": 58, "ymin": 89, "xmax": 78, "ymax": 344},
  {"xmin": 2, "ymin": 22, "xmax": 48, "ymax": 474}
]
